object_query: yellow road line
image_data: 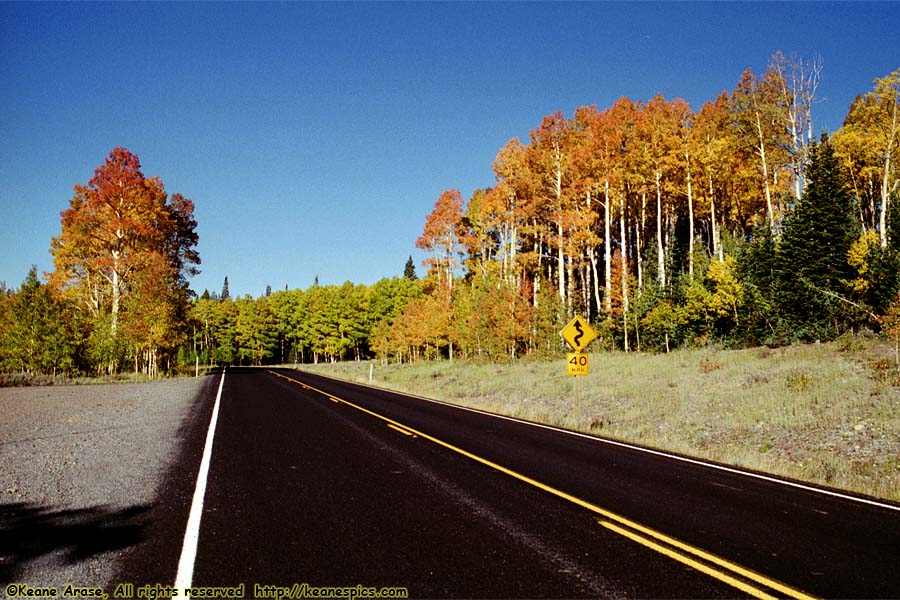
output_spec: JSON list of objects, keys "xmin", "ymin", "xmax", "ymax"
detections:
[
  {"xmin": 598, "ymin": 520, "xmax": 777, "ymax": 600},
  {"xmin": 593, "ymin": 516, "xmax": 815, "ymax": 600},
  {"xmin": 387, "ymin": 423, "xmax": 416, "ymax": 437},
  {"xmin": 266, "ymin": 370, "xmax": 818, "ymax": 600}
]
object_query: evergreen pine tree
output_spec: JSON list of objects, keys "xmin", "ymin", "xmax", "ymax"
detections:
[
  {"xmin": 776, "ymin": 134, "xmax": 860, "ymax": 339},
  {"xmin": 221, "ymin": 276, "xmax": 230, "ymax": 301},
  {"xmin": 403, "ymin": 256, "xmax": 418, "ymax": 280},
  {"xmin": 737, "ymin": 223, "xmax": 780, "ymax": 344},
  {"xmin": 10, "ymin": 266, "xmax": 79, "ymax": 374},
  {"xmin": 740, "ymin": 222, "xmax": 778, "ymax": 298}
]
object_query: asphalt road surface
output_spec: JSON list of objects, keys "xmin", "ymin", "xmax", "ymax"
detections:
[{"xmin": 121, "ymin": 367, "xmax": 900, "ymax": 599}]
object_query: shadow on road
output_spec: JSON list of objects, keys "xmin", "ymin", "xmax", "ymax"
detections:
[{"xmin": 0, "ymin": 502, "xmax": 151, "ymax": 581}]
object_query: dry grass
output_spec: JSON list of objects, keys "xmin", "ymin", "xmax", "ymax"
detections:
[
  {"xmin": 299, "ymin": 336, "xmax": 900, "ymax": 502},
  {"xmin": 0, "ymin": 371, "xmax": 149, "ymax": 387}
]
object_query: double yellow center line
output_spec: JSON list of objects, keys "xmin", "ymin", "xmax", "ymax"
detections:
[{"xmin": 268, "ymin": 370, "xmax": 818, "ymax": 600}]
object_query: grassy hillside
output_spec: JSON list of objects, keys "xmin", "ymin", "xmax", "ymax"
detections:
[{"xmin": 300, "ymin": 334, "xmax": 900, "ymax": 502}]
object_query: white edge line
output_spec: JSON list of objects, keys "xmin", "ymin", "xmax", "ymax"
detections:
[
  {"xmin": 294, "ymin": 368, "xmax": 900, "ymax": 514},
  {"xmin": 173, "ymin": 367, "xmax": 226, "ymax": 596}
]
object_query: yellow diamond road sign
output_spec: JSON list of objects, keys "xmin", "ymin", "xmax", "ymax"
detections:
[{"xmin": 560, "ymin": 315, "xmax": 597, "ymax": 352}]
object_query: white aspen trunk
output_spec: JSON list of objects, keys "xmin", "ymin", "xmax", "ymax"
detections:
[
  {"xmin": 501, "ymin": 221, "xmax": 511, "ymax": 282},
  {"xmin": 604, "ymin": 180, "xmax": 612, "ymax": 314},
  {"xmin": 879, "ymin": 155, "xmax": 896, "ymax": 248},
  {"xmin": 790, "ymin": 105, "xmax": 802, "ymax": 201},
  {"xmin": 508, "ymin": 190, "xmax": 518, "ymax": 283},
  {"xmin": 547, "ymin": 259, "xmax": 553, "ymax": 297},
  {"xmin": 109, "ymin": 217, "xmax": 128, "ymax": 340},
  {"xmin": 557, "ymin": 220, "xmax": 566, "ymax": 305},
  {"xmin": 882, "ymin": 156, "xmax": 894, "ymax": 248},
  {"xmin": 433, "ymin": 248, "xmax": 441, "ymax": 287},
  {"xmin": 782, "ymin": 74, "xmax": 803, "ymax": 202},
  {"xmin": 638, "ymin": 191, "xmax": 646, "ymax": 293},
  {"xmin": 555, "ymin": 153, "xmax": 566, "ymax": 306},
  {"xmin": 869, "ymin": 179, "xmax": 878, "ymax": 232},
  {"xmin": 665, "ymin": 204, "xmax": 673, "ymax": 266},
  {"xmin": 86, "ymin": 271, "xmax": 100, "ymax": 317},
  {"xmin": 510, "ymin": 223, "xmax": 517, "ymax": 283},
  {"xmin": 499, "ymin": 222, "xmax": 507, "ymax": 279},
  {"xmin": 686, "ymin": 150, "xmax": 695, "ymax": 278},
  {"xmin": 446, "ymin": 253, "xmax": 453, "ymax": 291},
  {"xmin": 580, "ymin": 258, "xmax": 589, "ymax": 313},
  {"xmin": 589, "ymin": 248, "xmax": 601, "ymax": 317},
  {"xmin": 791, "ymin": 118, "xmax": 803, "ymax": 201},
  {"xmin": 880, "ymin": 93, "xmax": 898, "ymax": 248},
  {"xmin": 709, "ymin": 174, "xmax": 722, "ymax": 262},
  {"xmin": 620, "ymin": 195, "xmax": 629, "ymax": 353},
  {"xmin": 755, "ymin": 109, "xmax": 775, "ymax": 228},
  {"xmin": 111, "ymin": 254, "xmax": 120, "ymax": 336},
  {"xmin": 587, "ymin": 188, "xmax": 601, "ymax": 315},
  {"xmin": 533, "ymin": 220, "xmax": 541, "ymax": 307},
  {"xmin": 655, "ymin": 171, "xmax": 666, "ymax": 288}
]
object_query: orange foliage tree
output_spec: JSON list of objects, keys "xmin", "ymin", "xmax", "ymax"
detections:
[
  {"xmin": 416, "ymin": 189, "xmax": 464, "ymax": 292},
  {"xmin": 49, "ymin": 148, "xmax": 199, "ymax": 375}
]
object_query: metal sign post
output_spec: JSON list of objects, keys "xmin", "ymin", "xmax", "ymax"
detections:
[{"xmin": 560, "ymin": 316, "xmax": 597, "ymax": 424}]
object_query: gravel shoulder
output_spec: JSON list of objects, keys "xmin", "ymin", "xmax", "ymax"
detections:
[{"xmin": 0, "ymin": 375, "xmax": 215, "ymax": 590}]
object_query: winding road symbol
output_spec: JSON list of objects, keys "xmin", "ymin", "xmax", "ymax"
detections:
[
  {"xmin": 560, "ymin": 315, "xmax": 597, "ymax": 352},
  {"xmin": 572, "ymin": 320, "xmax": 584, "ymax": 348}
]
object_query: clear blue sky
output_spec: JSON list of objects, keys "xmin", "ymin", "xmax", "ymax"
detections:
[{"xmin": 2, "ymin": 2, "xmax": 898, "ymax": 298}]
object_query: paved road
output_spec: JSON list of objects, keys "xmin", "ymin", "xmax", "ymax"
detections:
[{"xmin": 125, "ymin": 368, "xmax": 900, "ymax": 599}]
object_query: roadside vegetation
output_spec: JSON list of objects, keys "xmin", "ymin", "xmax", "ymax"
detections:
[{"xmin": 302, "ymin": 334, "xmax": 900, "ymax": 503}]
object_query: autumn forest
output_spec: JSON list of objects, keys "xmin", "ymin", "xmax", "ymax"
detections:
[{"xmin": 2, "ymin": 53, "xmax": 899, "ymax": 377}]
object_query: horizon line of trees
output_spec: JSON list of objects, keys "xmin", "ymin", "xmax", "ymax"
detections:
[{"xmin": 2, "ymin": 54, "xmax": 900, "ymax": 376}]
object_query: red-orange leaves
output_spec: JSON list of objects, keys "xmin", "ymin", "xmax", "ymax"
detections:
[
  {"xmin": 416, "ymin": 189, "xmax": 464, "ymax": 290},
  {"xmin": 49, "ymin": 148, "xmax": 198, "ymax": 368}
]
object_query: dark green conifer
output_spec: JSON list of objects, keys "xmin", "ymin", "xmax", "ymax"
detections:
[
  {"xmin": 776, "ymin": 134, "xmax": 859, "ymax": 339},
  {"xmin": 403, "ymin": 256, "xmax": 418, "ymax": 280}
]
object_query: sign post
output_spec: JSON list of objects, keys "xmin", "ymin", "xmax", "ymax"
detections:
[{"xmin": 560, "ymin": 316, "xmax": 598, "ymax": 423}]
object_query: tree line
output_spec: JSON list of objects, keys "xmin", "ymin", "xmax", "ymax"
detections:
[
  {"xmin": 2, "ymin": 54, "xmax": 899, "ymax": 376},
  {"xmin": 402, "ymin": 55, "xmax": 900, "ymax": 356},
  {"xmin": 188, "ymin": 275, "xmax": 423, "ymax": 366}
]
